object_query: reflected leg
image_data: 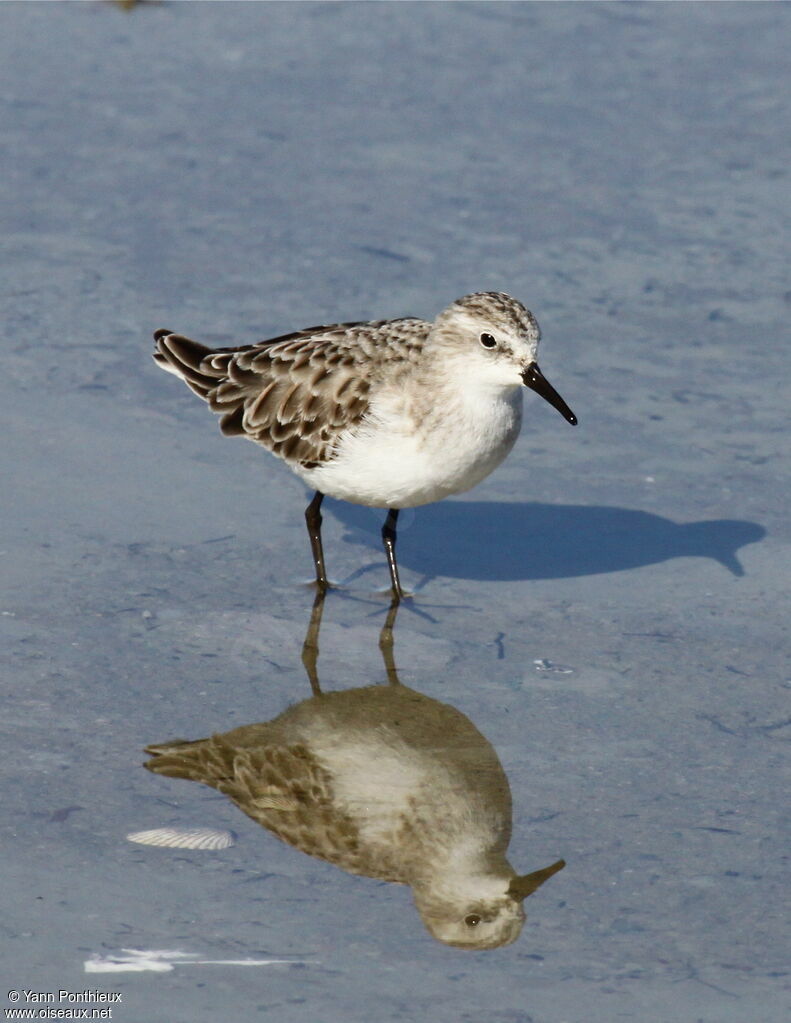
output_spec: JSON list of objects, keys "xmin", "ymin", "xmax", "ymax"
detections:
[
  {"xmin": 301, "ymin": 590, "xmax": 327, "ymax": 697},
  {"xmin": 378, "ymin": 596, "xmax": 401, "ymax": 686}
]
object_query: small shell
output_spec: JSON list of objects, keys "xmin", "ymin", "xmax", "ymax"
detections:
[{"xmin": 126, "ymin": 826, "xmax": 236, "ymax": 850}]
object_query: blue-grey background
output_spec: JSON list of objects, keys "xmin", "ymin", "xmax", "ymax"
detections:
[{"xmin": 2, "ymin": 2, "xmax": 789, "ymax": 1021}]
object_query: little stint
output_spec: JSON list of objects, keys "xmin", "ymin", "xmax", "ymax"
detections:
[{"xmin": 153, "ymin": 291, "xmax": 577, "ymax": 597}]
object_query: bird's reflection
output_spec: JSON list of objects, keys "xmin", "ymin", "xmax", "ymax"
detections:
[{"xmin": 144, "ymin": 595, "xmax": 564, "ymax": 949}]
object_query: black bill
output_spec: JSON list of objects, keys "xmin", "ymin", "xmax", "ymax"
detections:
[{"xmin": 522, "ymin": 362, "xmax": 577, "ymax": 425}]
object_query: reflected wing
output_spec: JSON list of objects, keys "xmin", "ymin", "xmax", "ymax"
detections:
[
  {"xmin": 153, "ymin": 318, "xmax": 427, "ymax": 466},
  {"xmin": 145, "ymin": 736, "xmax": 397, "ymax": 878}
]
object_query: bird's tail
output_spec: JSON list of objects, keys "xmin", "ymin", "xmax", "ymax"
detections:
[
  {"xmin": 144, "ymin": 736, "xmax": 295, "ymax": 811},
  {"xmin": 144, "ymin": 735, "xmax": 224, "ymax": 785},
  {"xmin": 152, "ymin": 330, "xmax": 219, "ymax": 400}
]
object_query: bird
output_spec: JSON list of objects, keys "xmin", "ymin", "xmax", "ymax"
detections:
[
  {"xmin": 152, "ymin": 291, "xmax": 577, "ymax": 599},
  {"xmin": 144, "ymin": 602, "xmax": 565, "ymax": 949}
]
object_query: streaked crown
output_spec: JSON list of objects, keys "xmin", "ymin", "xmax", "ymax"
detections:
[{"xmin": 443, "ymin": 291, "xmax": 540, "ymax": 342}]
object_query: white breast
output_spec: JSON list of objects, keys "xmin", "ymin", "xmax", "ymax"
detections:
[{"xmin": 298, "ymin": 383, "xmax": 523, "ymax": 508}]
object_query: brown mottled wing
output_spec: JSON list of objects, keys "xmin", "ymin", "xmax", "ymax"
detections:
[
  {"xmin": 153, "ymin": 319, "xmax": 428, "ymax": 466},
  {"xmin": 144, "ymin": 735, "xmax": 402, "ymax": 880}
]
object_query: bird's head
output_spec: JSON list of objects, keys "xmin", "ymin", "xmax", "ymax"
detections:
[
  {"xmin": 412, "ymin": 857, "xmax": 566, "ymax": 950},
  {"xmin": 432, "ymin": 292, "xmax": 577, "ymax": 425}
]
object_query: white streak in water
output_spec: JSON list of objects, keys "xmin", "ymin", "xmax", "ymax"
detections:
[{"xmin": 85, "ymin": 949, "xmax": 308, "ymax": 973}]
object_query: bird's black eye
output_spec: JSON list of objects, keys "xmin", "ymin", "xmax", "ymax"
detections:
[
  {"xmin": 464, "ymin": 914, "xmax": 482, "ymax": 927},
  {"xmin": 480, "ymin": 333, "xmax": 497, "ymax": 349}
]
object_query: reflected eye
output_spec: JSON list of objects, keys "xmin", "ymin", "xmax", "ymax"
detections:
[
  {"xmin": 464, "ymin": 914, "xmax": 482, "ymax": 927},
  {"xmin": 479, "ymin": 333, "xmax": 497, "ymax": 349}
]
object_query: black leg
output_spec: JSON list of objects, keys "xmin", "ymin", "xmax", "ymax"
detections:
[
  {"xmin": 382, "ymin": 507, "xmax": 404, "ymax": 602},
  {"xmin": 305, "ymin": 491, "xmax": 328, "ymax": 590}
]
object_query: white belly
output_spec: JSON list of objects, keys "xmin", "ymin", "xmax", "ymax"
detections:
[{"xmin": 297, "ymin": 386, "xmax": 523, "ymax": 508}]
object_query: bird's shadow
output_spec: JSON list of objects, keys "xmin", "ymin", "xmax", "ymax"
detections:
[{"xmin": 329, "ymin": 500, "xmax": 765, "ymax": 582}]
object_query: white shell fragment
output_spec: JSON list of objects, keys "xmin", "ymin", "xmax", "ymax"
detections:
[
  {"xmin": 533, "ymin": 658, "xmax": 575, "ymax": 675},
  {"xmin": 126, "ymin": 826, "xmax": 236, "ymax": 850}
]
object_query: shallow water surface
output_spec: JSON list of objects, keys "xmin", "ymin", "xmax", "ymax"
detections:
[{"xmin": 2, "ymin": 3, "xmax": 789, "ymax": 1021}]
